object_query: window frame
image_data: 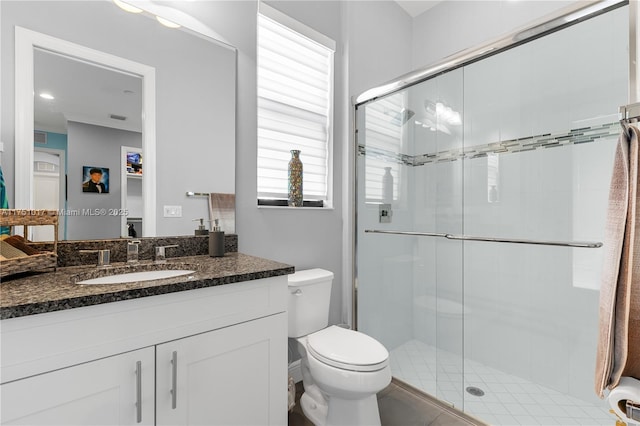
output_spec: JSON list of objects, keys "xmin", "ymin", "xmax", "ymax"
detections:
[{"xmin": 256, "ymin": 3, "xmax": 335, "ymax": 209}]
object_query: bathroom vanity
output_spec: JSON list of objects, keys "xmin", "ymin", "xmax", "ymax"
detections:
[{"xmin": 0, "ymin": 253, "xmax": 293, "ymax": 425}]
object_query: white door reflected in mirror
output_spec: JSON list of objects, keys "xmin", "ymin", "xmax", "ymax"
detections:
[{"xmin": 32, "ymin": 149, "xmax": 65, "ymax": 241}]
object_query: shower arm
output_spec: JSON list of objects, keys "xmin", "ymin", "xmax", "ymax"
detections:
[{"xmin": 364, "ymin": 229, "xmax": 603, "ymax": 249}]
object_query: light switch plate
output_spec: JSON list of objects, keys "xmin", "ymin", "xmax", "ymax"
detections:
[{"xmin": 163, "ymin": 205, "xmax": 182, "ymax": 218}]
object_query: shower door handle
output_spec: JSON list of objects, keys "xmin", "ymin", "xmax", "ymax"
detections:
[
  {"xmin": 446, "ymin": 234, "xmax": 603, "ymax": 248},
  {"xmin": 364, "ymin": 229, "xmax": 602, "ymax": 248}
]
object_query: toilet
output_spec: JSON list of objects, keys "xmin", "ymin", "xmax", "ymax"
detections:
[{"xmin": 288, "ymin": 269, "xmax": 391, "ymax": 426}]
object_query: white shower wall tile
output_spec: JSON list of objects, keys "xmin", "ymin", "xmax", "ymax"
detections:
[
  {"xmin": 573, "ymin": 140, "xmax": 617, "ymax": 192},
  {"xmin": 530, "ymin": 39, "xmax": 572, "ymax": 135},
  {"xmin": 463, "ymin": 57, "xmax": 502, "ymax": 149},
  {"xmin": 566, "ymin": 7, "xmax": 628, "ymax": 127},
  {"xmin": 498, "ymin": 51, "xmax": 528, "ymax": 143},
  {"xmin": 571, "ymin": 138, "xmax": 617, "ymax": 291}
]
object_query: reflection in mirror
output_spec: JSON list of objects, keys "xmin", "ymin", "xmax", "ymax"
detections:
[
  {"xmin": 15, "ymin": 25, "xmax": 156, "ymax": 241},
  {"xmin": 6, "ymin": 0, "xmax": 237, "ymax": 241},
  {"xmin": 34, "ymin": 49, "xmax": 143, "ymax": 241}
]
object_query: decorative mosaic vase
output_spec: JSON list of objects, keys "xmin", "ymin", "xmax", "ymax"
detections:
[{"xmin": 288, "ymin": 150, "xmax": 303, "ymax": 207}]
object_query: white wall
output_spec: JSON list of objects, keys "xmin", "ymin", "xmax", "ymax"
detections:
[
  {"xmin": 66, "ymin": 122, "xmax": 141, "ymax": 240},
  {"xmin": 0, "ymin": 0, "xmax": 413, "ymax": 326},
  {"xmin": 170, "ymin": 0, "xmax": 413, "ymax": 327},
  {"xmin": 346, "ymin": 1, "xmax": 413, "ymax": 98},
  {"xmin": 344, "ymin": 1, "xmax": 413, "ymax": 325},
  {"xmin": 411, "ymin": 0, "xmax": 575, "ymax": 70}
]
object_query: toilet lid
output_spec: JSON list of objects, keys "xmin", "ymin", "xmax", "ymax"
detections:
[{"xmin": 307, "ymin": 326, "xmax": 389, "ymax": 372}]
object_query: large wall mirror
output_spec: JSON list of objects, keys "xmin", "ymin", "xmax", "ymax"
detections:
[{"xmin": 3, "ymin": 0, "xmax": 236, "ymax": 241}]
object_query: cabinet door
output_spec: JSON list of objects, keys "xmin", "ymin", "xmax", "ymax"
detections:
[
  {"xmin": 156, "ymin": 313, "xmax": 287, "ymax": 426},
  {"xmin": 1, "ymin": 347, "xmax": 154, "ymax": 425}
]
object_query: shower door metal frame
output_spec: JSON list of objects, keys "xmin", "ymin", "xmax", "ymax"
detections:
[{"xmin": 352, "ymin": 0, "xmax": 636, "ymax": 330}]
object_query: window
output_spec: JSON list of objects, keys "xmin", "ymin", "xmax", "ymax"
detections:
[
  {"xmin": 364, "ymin": 93, "xmax": 405, "ymax": 202},
  {"xmin": 257, "ymin": 4, "xmax": 335, "ymax": 207}
]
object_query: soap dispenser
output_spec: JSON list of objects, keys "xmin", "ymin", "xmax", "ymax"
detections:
[
  {"xmin": 193, "ymin": 218, "xmax": 208, "ymax": 236},
  {"xmin": 209, "ymin": 219, "xmax": 225, "ymax": 257}
]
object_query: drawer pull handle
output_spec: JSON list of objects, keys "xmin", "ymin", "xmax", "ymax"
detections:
[
  {"xmin": 170, "ymin": 351, "xmax": 178, "ymax": 409},
  {"xmin": 135, "ymin": 361, "xmax": 142, "ymax": 423}
]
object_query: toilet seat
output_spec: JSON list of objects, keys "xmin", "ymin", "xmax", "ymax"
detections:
[{"xmin": 307, "ymin": 326, "xmax": 389, "ymax": 372}]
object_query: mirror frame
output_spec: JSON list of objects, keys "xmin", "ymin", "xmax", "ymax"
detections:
[{"xmin": 15, "ymin": 26, "xmax": 157, "ymax": 237}]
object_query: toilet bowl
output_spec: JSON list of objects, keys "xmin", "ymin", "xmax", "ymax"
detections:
[{"xmin": 288, "ymin": 269, "xmax": 391, "ymax": 426}]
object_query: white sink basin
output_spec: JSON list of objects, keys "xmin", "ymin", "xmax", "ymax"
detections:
[{"xmin": 77, "ymin": 269, "xmax": 196, "ymax": 285}]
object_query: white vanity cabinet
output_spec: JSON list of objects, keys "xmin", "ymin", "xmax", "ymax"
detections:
[
  {"xmin": 0, "ymin": 275, "xmax": 288, "ymax": 426},
  {"xmin": 156, "ymin": 313, "xmax": 285, "ymax": 425},
  {"xmin": 1, "ymin": 347, "xmax": 155, "ymax": 425}
]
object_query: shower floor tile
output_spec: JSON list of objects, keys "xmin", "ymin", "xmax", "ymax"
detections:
[{"xmin": 390, "ymin": 340, "xmax": 613, "ymax": 426}]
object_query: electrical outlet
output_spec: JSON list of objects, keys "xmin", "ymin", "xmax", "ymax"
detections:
[
  {"xmin": 379, "ymin": 204, "xmax": 392, "ymax": 223},
  {"xmin": 163, "ymin": 205, "xmax": 182, "ymax": 218}
]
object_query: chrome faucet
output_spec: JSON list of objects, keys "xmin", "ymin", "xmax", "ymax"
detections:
[
  {"xmin": 127, "ymin": 240, "xmax": 141, "ymax": 264},
  {"xmin": 80, "ymin": 249, "xmax": 111, "ymax": 268},
  {"xmin": 155, "ymin": 244, "xmax": 179, "ymax": 263}
]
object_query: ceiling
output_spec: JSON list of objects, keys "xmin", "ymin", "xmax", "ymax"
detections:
[
  {"xmin": 395, "ymin": 0, "xmax": 442, "ymax": 18},
  {"xmin": 34, "ymin": 49, "xmax": 142, "ymax": 135}
]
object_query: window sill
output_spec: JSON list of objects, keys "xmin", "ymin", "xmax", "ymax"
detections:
[{"xmin": 257, "ymin": 199, "xmax": 333, "ymax": 210}]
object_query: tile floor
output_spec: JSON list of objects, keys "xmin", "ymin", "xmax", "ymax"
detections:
[
  {"xmin": 390, "ymin": 340, "xmax": 614, "ymax": 426},
  {"xmin": 288, "ymin": 379, "xmax": 482, "ymax": 426}
]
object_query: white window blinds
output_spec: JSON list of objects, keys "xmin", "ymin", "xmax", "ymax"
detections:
[
  {"xmin": 257, "ymin": 7, "xmax": 334, "ymax": 202},
  {"xmin": 364, "ymin": 93, "xmax": 404, "ymax": 202}
]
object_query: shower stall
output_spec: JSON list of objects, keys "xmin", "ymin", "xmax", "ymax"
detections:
[{"xmin": 354, "ymin": 2, "xmax": 633, "ymax": 425}]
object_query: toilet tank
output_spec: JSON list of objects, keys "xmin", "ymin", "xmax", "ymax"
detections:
[{"xmin": 288, "ymin": 269, "xmax": 334, "ymax": 338}]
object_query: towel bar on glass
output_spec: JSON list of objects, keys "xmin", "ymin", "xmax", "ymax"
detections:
[
  {"xmin": 185, "ymin": 191, "xmax": 210, "ymax": 197},
  {"xmin": 364, "ymin": 229, "xmax": 603, "ymax": 249}
]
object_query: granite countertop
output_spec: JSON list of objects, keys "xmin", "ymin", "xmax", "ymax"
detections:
[{"xmin": 0, "ymin": 253, "xmax": 294, "ymax": 320}]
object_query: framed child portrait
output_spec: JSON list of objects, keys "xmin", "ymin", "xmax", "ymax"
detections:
[{"xmin": 82, "ymin": 166, "xmax": 109, "ymax": 193}]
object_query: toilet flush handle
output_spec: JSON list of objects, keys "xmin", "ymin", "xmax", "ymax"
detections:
[{"xmin": 293, "ymin": 289, "xmax": 303, "ymax": 296}]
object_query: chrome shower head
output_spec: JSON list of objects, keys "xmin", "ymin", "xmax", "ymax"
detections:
[{"xmin": 389, "ymin": 108, "xmax": 415, "ymax": 126}]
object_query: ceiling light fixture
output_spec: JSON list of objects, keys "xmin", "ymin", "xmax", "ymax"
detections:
[
  {"xmin": 156, "ymin": 16, "xmax": 181, "ymax": 29},
  {"xmin": 113, "ymin": 0, "xmax": 143, "ymax": 14},
  {"xmin": 39, "ymin": 93, "xmax": 54, "ymax": 100},
  {"xmin": 112, "ymin": 0, "xmax": 183, "ymax": 31}
]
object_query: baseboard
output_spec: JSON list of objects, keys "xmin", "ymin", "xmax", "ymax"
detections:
[{"xmin": 289, "ymin": 359, "xmax": 303, "ymax": 383}]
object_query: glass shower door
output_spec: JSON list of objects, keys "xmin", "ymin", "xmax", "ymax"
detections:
[
  {"xmin": 460, "ymin": 6, "xmax": 627, "ymax": 425},
  {"xmin": 355, "ymin": 5, "xmax": 628, "ymax": 425},
  {"xmin": 355, "ymin": 68, "xmax": 465, "ymax": 409}
]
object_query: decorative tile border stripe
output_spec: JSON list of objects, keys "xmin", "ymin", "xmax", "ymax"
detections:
[
  {"xmin": 359, "ymin": 122, "xmax": 620, "ymax": 166},
  {"xmin": 357, "ymin": 144, "xmax": 414, "ymax": 166}
]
